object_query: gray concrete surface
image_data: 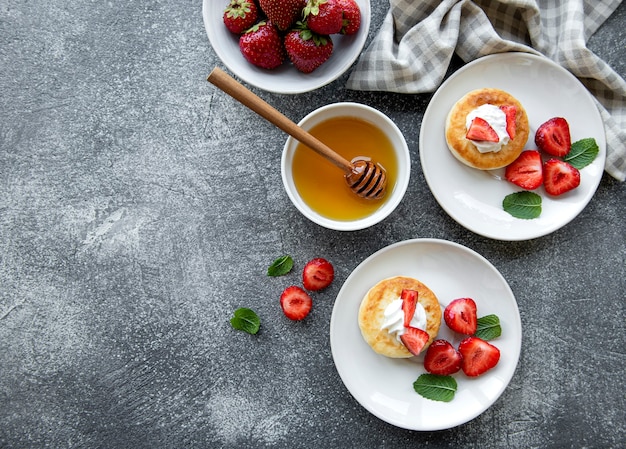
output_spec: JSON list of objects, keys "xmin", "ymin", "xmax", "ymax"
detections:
[{"xmin": 1, "ymin": 1, "xmax": 625, "ymax": 448}]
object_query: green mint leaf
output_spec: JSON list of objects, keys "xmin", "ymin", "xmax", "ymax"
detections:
[
  {"xmin": 230, "ymin": 308, "xmax": 260, "ymax": 335},
  {"xmin": 413, "ymin": 374, "xmax": 457, "ymax": 402},
  {"xmin": 564, "ymin": 137, "xmax": 599, "ymax": 170},
  {"xmin": 267, "ymin": 255, "xmax": 293, "ymax": 276},
  {"xmin": 475, "ymin": 314, "xmax": 502, "ymax": 341},
  {"xmin": 503, "ymin": 191, "xmax": 542, "ymax": 219}
]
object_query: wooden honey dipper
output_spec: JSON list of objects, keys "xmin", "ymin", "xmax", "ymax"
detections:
[{"xmin": 207, "ymin": 67, "xmax": 387, "ymax": 200}]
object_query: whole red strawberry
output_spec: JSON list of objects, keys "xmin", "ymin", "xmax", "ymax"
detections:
[
  {"xmin": 337, "ymin": 0, "xmax": 361, "ymax": 35},
  {"xmin": 259, "ymin": 0, "xmax": 306, "ymax": 31},
  {"xmin": 304, "ymin": 0, "xmax": 343, "ymax": 35},
  {"xmin": 285, "ymin": 24, "xmax": 333, "ymax": 73},
  {"xmin": 239, "ymin": 21, "xmax": 286, "ymax": 70},
  {"xmin": 223, "ymin": 0, "xmax": 259, "ymax": 34}
]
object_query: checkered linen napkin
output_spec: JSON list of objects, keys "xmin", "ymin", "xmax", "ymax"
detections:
[{"xmin": 347, "ymin": 0, "xmax": 626, "ymax": 181}]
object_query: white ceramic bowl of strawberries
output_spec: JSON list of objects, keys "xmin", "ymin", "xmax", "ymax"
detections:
[{"xmin": 203, "ymin": 0, "xmax": 371, "ymax": 94}]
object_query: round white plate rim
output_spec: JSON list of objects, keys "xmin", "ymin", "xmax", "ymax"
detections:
[
  {"xmin": 419, "ymin": 52, "xmax": 606, "ymax": 241},
  {"xmin": 202, "ymin": 0, "xmax": 371, "ymax": 94},
  {"xmin": 330, "ymin": 238, "xmax": 522, "ymax": 431}
]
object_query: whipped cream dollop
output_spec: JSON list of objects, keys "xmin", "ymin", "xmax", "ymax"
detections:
[
  {"xmin": 465, "ymin": 104, "xmax": 510, "ymax": 153},
  {"xmin": 381, "ymin": 298, "xmax": 427, "ymax": 341}
]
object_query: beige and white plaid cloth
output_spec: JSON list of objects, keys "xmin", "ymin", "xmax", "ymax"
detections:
[{"xmin": 347, "ymin": 0, "xmax": 626, "ymax": 181}]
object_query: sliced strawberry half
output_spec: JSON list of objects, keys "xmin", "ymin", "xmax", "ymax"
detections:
[
  {"xmin": 535, "ymin": 117, "xmax": 571, "ymax": 157},
  {"xmin": 466, "ymin": 117, "xmax": 499, "ymax": 142},
  {"xmin": 543, "ymin": 159, "xmax": 581, "ymax": 196},
  {"xmin": 302, "ymin": 257, "xmax": 334, "ymax": 291},
  {"xmin": 443, "ymin": 297, "xmax": 477, "ymax": 335},
  {"xmin": 458, "ymin": 336, "xmax": 500, "ymax": 377},
  {"xmin": 505, "ymin": 150, "xmax": 543, "ymax": 190},
  {"xmin": 424, "ymin": 339, "xmax": 463, "ymax": 376},
  {"xmin": 499, "ymin": 104, "xmax": 517, "ymax": 139},
  {"xmin": 399, "ymin": 326, "xmax": 429, "ymax": 356},
  {"xmin": 400, "ymin": 289, "xmax": 418, "ymax": 327},
  {"xmin": 280, "ymin": 286, "xmax": 313, "ymax": 321}
]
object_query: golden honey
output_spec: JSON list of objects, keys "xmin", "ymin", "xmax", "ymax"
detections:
[{"xmin": 292, "ymin": 116, "xmax": 398, "ymax": 221}]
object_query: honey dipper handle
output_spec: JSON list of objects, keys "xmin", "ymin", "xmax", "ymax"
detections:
[{"xmin": 207, "ymin": 67, "xmax": 353, "ymax": 172}]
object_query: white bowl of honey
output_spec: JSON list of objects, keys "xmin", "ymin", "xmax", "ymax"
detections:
[{"xmin": 281, "ymin": 102, "xmax": 410, "ymax": 231}]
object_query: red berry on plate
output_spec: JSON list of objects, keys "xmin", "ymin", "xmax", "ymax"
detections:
[
  {"xmin": 239, "ymin": 21, "xmax": 286, "ymax": 70},
  {"xmin": 466, "ymin": 117, "xmax": 499, "ymax": 142},
  {"xmin": 505, "ymin": 150, "xmax": 543, "ymax": 190},
  {"xmin": 399, "ymin": 326, "xmax": 430, "ymax": 356},
  {"xmin": 543, "ymin": 158, "xmax": 581, "ymax": 196},
  {"xmin": 285, "ymin": 24, "xmax": 333, "ymax": 73},
  {"xmin": 535, "ymin": 117, "xmax": 571, "ymax": 157},
  {"xmin": 400, "ymin": 289, "xmax": 418, "ymax": 328},
  {"xmin": 302, "ymin": 257, "xmax": 334, "ymax": 291},
  {"xmin": 304, "ymin": 0, "xmax": 343, "ymax": 35},
  {"xmin": 443, "ymin": 297, "xmax": 478, "ymax": 335},
  {"xmin": 223, "ymin": 0, "xmax": 259, "ymax": 34},
  {"xmin": 258, "ymin": 0, "xmax": 306, "ymax": 31},
  {"xmin": 280, "ymin": 286, "xmax": 313, "ymax": 320},
  {"xmin": 458, "ymin": 336, "xmax": 500, "ymax": 377},
  {"xmin": 499, "ymin": 104, "xmax": 517, "ymax": 139},
  {"xmin": 424, "ymin": 339, "xmax": 463, "ymax": 376},
  {"xmin": 337, "ymin": 0, "xmax": 361, "ymax": 35}
]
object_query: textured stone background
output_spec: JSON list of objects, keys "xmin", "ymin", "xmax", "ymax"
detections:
[{"xmin": 1, "ymin": 1, "xmax": 625, "ymax": 448}]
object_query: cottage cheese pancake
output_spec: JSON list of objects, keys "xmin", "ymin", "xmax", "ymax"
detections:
[
  {"xmin": 445, "ymin": 88, "xmax": 529, "ymax": 170},
  {"xmin": 358, "ymin": 276, "xmax": 442, "ymax": 358}
]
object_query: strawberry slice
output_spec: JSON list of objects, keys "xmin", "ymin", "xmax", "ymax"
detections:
[
  {"xmin": 424, "ymin": 339, "xmax": 463, "ymax": 376},
  {"xmin": 280, "ymin": 286, "xmax": 313, "ymax": 320},
  {"xmin": 400, "ymin": 289, "xmax": 418, "ymax": 327},
  {"xmin": 302, "ymin": 258, "xmax": 334, "ymax": 291},
  {"xmin": 399, "ymin": 326, "xmax": 430, "ymax": 356},
  {"xmin": 535, "ymin": 117, "xmax": 571, "ymax": 157},
  {"xmin": 543, "ymin": 159, "xmax": 581, "ymax": 196},
  {"xmin": 499, "ymin": 105, "xmax": 517, "ymax": 139},
  {"xmin": 443, "ymin": 298, "xmax": 477, "ymax": 335},
  {"xmin": 458, "ymin": 336, "xmax": 500, "ymax": 377},
  {"xmin": 466, "ymin": 117, "xmax": 499, "ymax": 142},
  {"xmin": 505, "ymin": 150, "xmax": 543, "ymax": 190}
]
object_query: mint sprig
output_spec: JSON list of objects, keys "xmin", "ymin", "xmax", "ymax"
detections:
[
  {"xmin": 230, "ymin": 308, "xmax": 260, "ymax": 335},
  {"xmin": 475, "ymin": 314, "xmax": 502, "ymax": 341},
  {"xmin": 564, "ymin": 137, "xmax": 599, "ymax": 169},
  {"xmin": 267, "ymin": 255, "xmax": 294, "ymax": 277},
  {"xmin": 413, "ymin": 374, "xmax": 457, "ymax": 402},
  {"xmin": 503, "ymin": 191, "xmax": 542, "ymax": 219}
]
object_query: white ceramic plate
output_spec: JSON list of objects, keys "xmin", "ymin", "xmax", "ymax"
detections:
[
  {"xmin": 203, "ymin": 0, "xmax": 371, "ymax": 94},
  {"xmin": 419, "ymin": 53, "xmax": 606, "ymax": 241},
  {"xmin": 330, "ymin": 239, "xmax": 521, "ymax": 431}
]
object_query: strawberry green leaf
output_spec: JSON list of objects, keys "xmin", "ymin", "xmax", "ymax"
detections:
[
  {"xmin": 475, "ymin": 314, "xmax": 502, "ymax": 341},
  {"xmin": 267, "ymin": 255, "xmax": 294, "ymax": 276},
  {"xmin": 564, "ymin": 138, "xmax": 599, "ymax": 170},
  {"xmin": 230, "ymin": 308, "xmax": 260, "ymax": 335},
  {"xmin": 413, "ymin": 374, "xmax": 457, "ymax": 402},
  {"xmin": 503, "ymin": 191, "xmax": 542, "ymax": 219}
]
